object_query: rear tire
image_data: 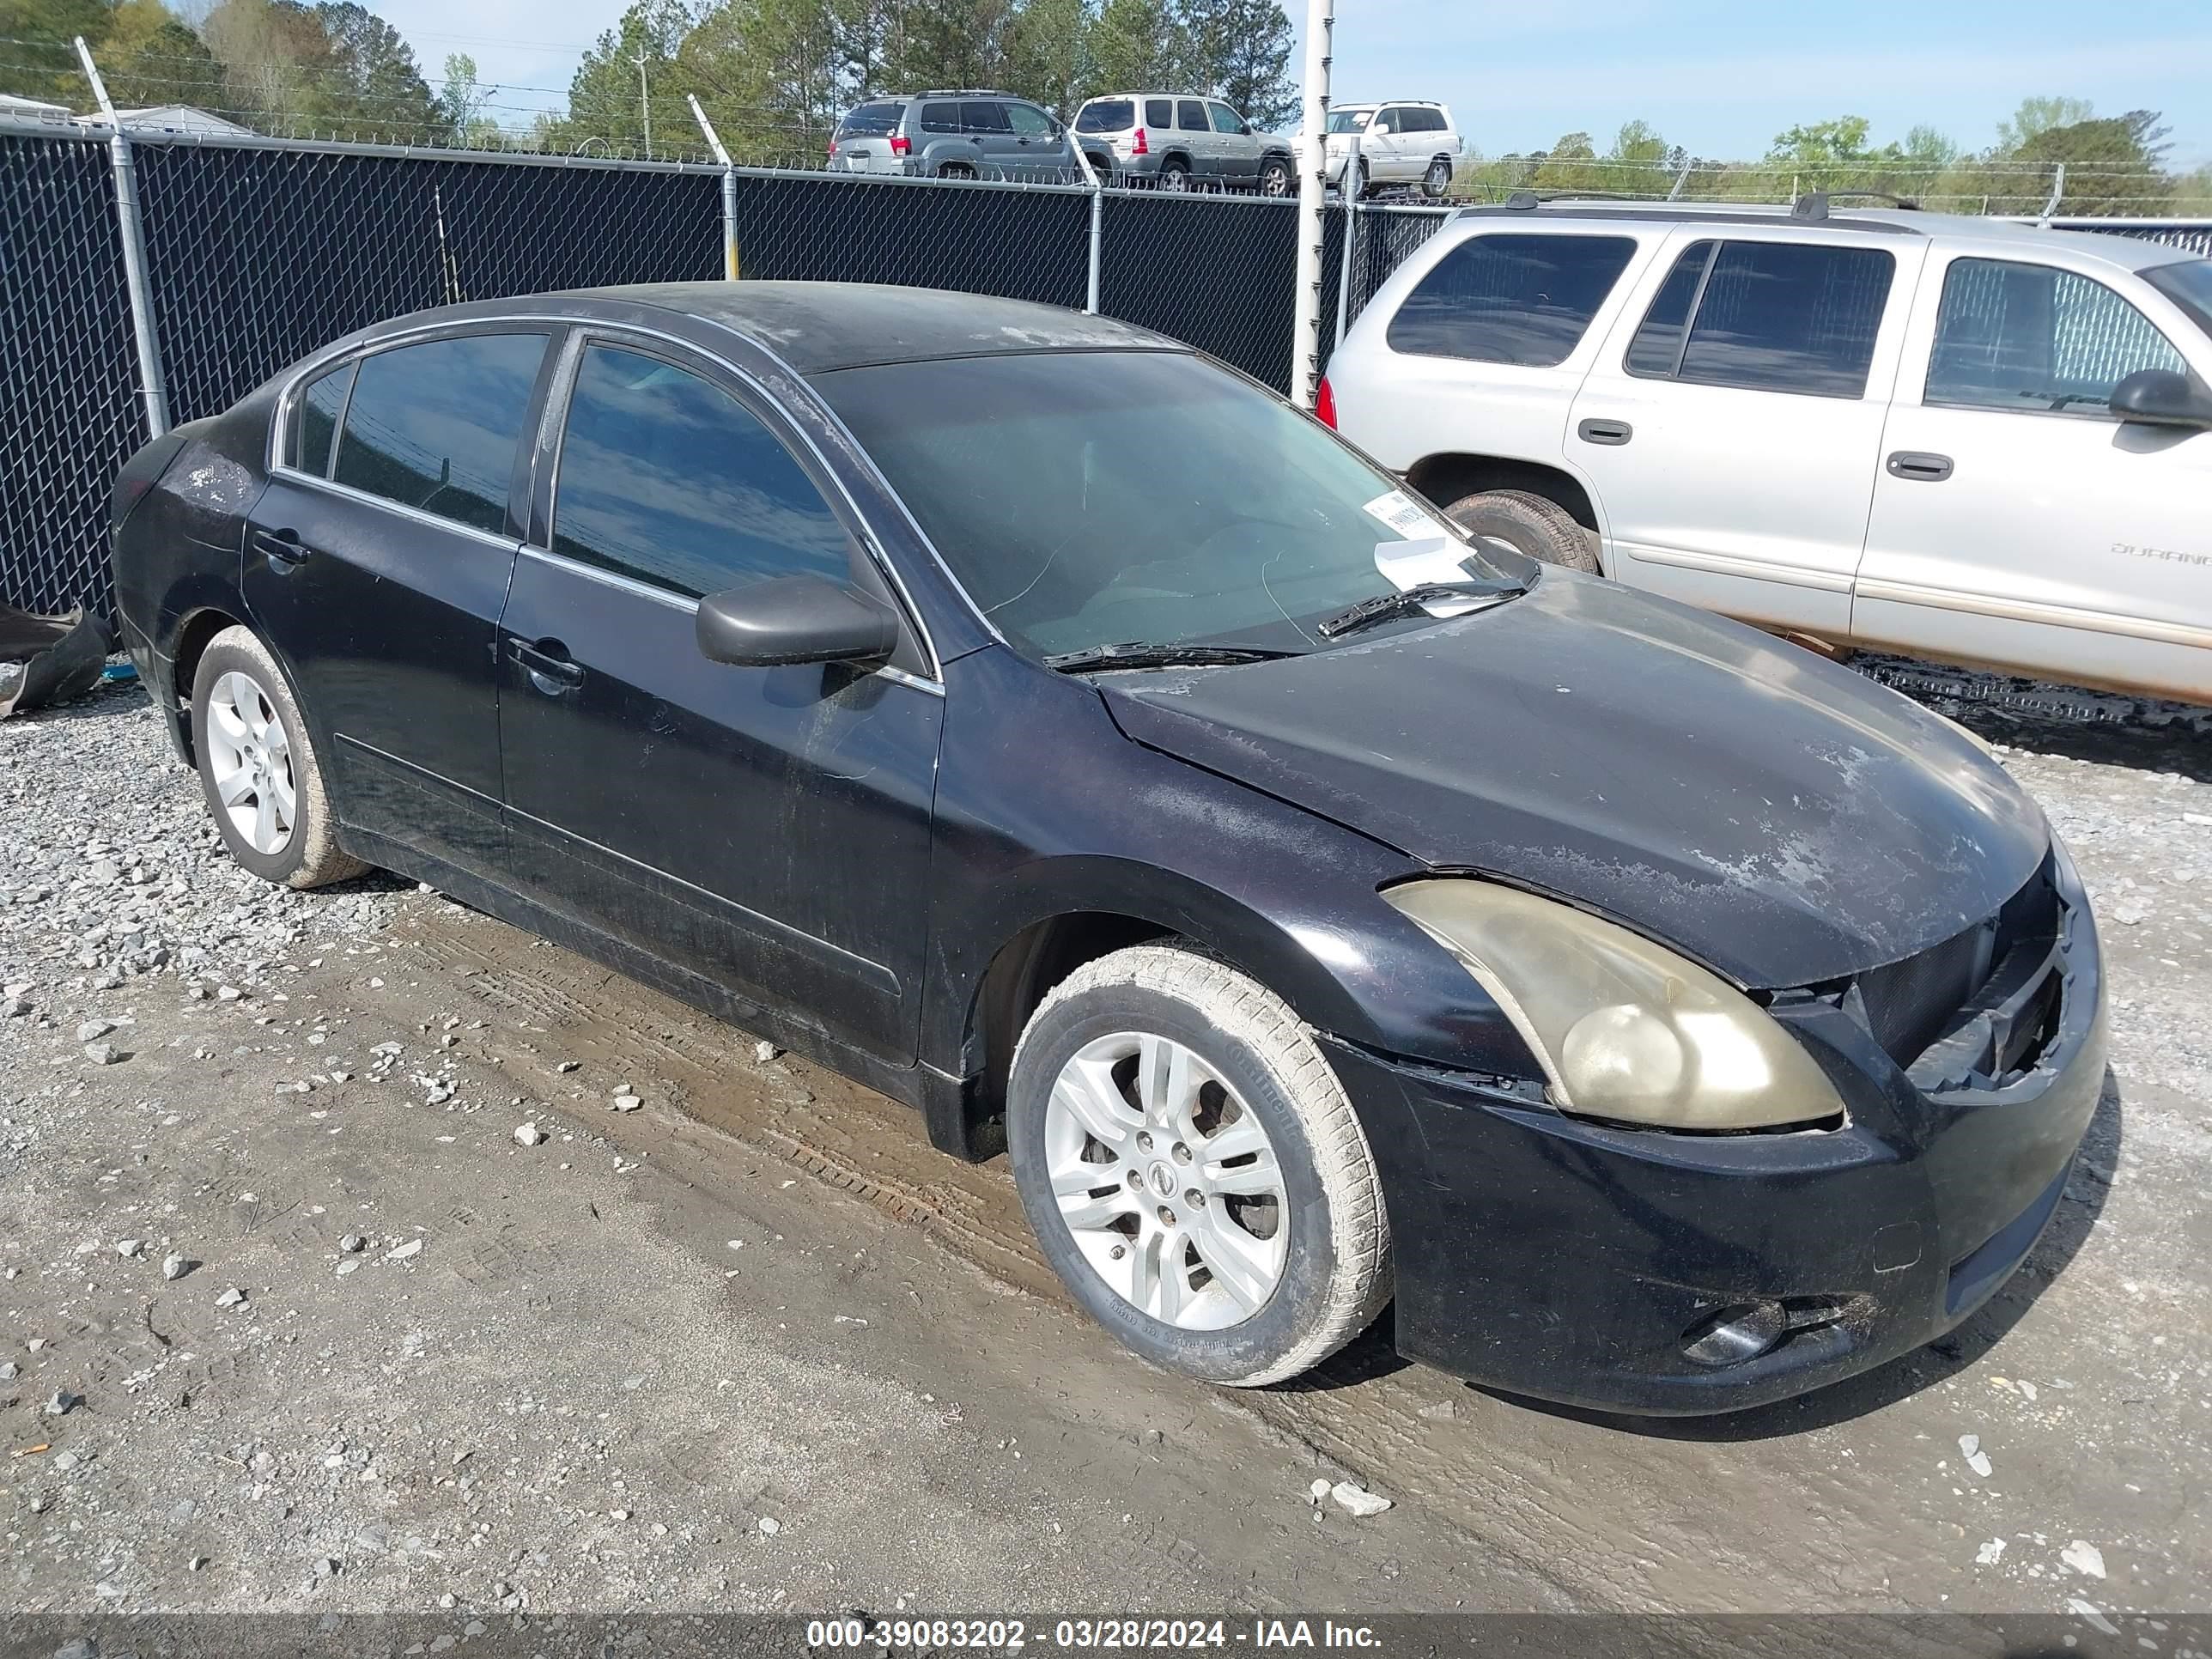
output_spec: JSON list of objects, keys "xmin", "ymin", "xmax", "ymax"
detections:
[
  {"xmin": 1007, "ymin": 945, "xmax": 1392, "ymax": 1387},
  {"xmin": 1157, "ymin": 158, "xmax": 1191, "ymax": 192},
  {"xmin": 190, "ymin": 625, "xmax": 365, "ymax": 889},
  {"xmin": 1421, "ymin": 156, "xmax": 1453, "ymax": 198},
  {"xmin": 1441, "ymin": 487, "xmax": 1601, "ymax": 574},
  {"xmin": 939, "ymin": 161, "xmax": 975, "ymax": 179}
]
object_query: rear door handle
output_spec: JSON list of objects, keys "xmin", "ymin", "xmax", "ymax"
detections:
[
  {"xmin": 251, "ymin": 526, "xmax": 310, "ymax": 568},
  {"xmin": 1887, "ymin": 450, "xmax": 1954, "ymax": 482},
  {"xmin": 507, "ymin": 635, "xmax": 585, "ymax": 694},
  {"xmin": 1577, "ymin": 418, "xmax": 1632, "ymax": 446}
]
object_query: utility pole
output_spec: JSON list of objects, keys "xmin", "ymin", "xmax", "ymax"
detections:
[
  {"xmin": 635, "ymin": 47, "xmax": 652, "ymax": 160},
  {"xmin": 1291, "ymin": 0, "xmax": 1334, "ymax": 409}
]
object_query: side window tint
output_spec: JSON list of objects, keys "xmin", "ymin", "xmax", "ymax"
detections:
[
  {"xmin": 1006, "ymin": 103, "xmax": 1054, "ymax": 137},
  {"xmin": 1625, "ymin": 240, "xmax": 1716, "ymax": 376},
  {"xmin": 1388, "ymin": 234, "xmax": 1638, "ymax": 367},
  {"xmin": 1177, "ymin": 100, "xmax": 1207, "ymax": 131},
  {"xmin": 333, "ymin": 332, "xmax": 546, "ymax": 535},
  {"xmin": 1674, "ymin": 241, "xmax": 1894, "ymax": 397},
  {"xmin": 1372, "ymin": 110, "xmax": 1398, "ymax": 134},
  {"xmin": 921, "ymin": 102, "xmax": 960, "ymax": 133},
  {"xmin": 1927, "ymin": 258, "xmax": 2187, "ymax": 414},
  {"xmin": 1145, "ymin": 98, "xmax": 1172, "ymax": 128},
  {"xmin": 552, "ymin": 344, "xmax": 851, "ymax": 599},
  {"xmin": 294, "ymin": 362, "xmax": 354, "ymax": 477},
  {"xmin": 961, "ymin": 101, "xmax": 1011, "ymax": 134}
]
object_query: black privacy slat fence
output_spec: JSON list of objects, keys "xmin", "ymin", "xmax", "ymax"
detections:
[
  {"xmin": 0, "ymin": 134, "xmax": 141, "ymax": 616},
  {"xmin": 3, "ymin": 118, "xmax": 2208, "ymax": 623}
]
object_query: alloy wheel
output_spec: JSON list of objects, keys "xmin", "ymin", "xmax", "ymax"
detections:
[
  {"xmin": 1042, "ymin": 1030, "xmax": 1289, "ymax": 1329},
  {"xmin": 204, "ymin": 669, "xmax": 296, "ymax": 855},
  {"xmin": 1158, "ymin": 167, "xmax": 1189, "ymax": 193}
]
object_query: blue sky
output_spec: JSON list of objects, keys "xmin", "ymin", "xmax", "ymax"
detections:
[{"xmin": 373, "ymin": 0, "xmax": 2212, "ymax": 167}]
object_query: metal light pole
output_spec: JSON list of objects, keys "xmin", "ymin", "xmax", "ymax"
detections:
[{"xmin": 1291, "ymin": 0, "xmax": 1334, "ymax": 409}]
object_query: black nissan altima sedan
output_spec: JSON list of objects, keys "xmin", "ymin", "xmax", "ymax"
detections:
[{"xmin": 110, "ymin": 282, "xmax": 2106, "ymax": 1413}]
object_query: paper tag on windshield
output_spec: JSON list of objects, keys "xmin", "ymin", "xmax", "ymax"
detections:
[
  {"xmin": 1363, "ymin": 489, "xmax": 1453, "ymax": 542},
  {"xmin": 1373, "ymin": 537, "xmax": 1489, "ymax": 617}
]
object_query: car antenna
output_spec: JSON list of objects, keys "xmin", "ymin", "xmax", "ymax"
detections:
[
  {"xmin": 1504, "ymin": 189, "xmax": 1540, "ymax": 210},
  {"xmin": 1790, "ymin": 191, "xmax": 1829, "ymax": 222}
]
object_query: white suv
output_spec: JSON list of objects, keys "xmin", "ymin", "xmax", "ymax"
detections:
[
  {"xmin": 1321, "ymin": 101, "xmax": 1461, "ymax": 198},
  {"xmin": 1323, "ymin": 199, "xmax": 2212, "ymax": 702}
]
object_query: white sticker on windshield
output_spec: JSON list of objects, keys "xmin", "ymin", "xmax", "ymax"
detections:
[
  {"xmin": 1362, "ymin": 489, "xmax": 1453, "ymax": 542},
  {"xmin": 1371, "ymin": 537, "xmax": 1488, "ymax": 617}
]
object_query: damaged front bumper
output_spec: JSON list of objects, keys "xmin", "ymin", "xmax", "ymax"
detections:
[{"xmin": 1330, "ymin": 852, "xmax": 2107, "ymax": 1417}]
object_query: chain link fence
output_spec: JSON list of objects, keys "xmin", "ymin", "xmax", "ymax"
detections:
[
  {"xmin": 4, "ymin": 118, "xmax": 2208, "ymax": 623},
  {"xmin": 0, "ymin": 132, "xmax": 140, "ymax": 615}
]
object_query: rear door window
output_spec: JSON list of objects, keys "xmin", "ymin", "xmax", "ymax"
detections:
[
  {"xmin": 333, "ymin": 331, "xmax": 548, "ymax": 535},
  {"xmin": 1926, "ymin": 258, "xmax": 2187, "ymax": 414},
  {"xmin": 920, "ymin": 102, "xmax": 960, "ymax": 134},
  {"xmin": 961, "ymin": 101, "xmax": 1012, "ymax": 135},
  {"xmin": 1145, "ymin": 98, "xmax": 1172, "ymax": 129},
  {"xmin": 1626, "ymin": 240, "xmax": 1895, "ymax": 398},
  {"xmin": 552, "ymin": 343, "xmax": 851, "ymax": 598},
  {"xmin": 292, "ymin": 361, "xmax": 354, "ymax": 477},
  {"xmin": 1176, "ymin": 100, "xmax": 1208, "ymax": 131},
  {"xmin": 1388, "ymin": 234, "xmax": 1638, "ymax": 367},
  {"xmin": 1077, "ymin": 100, "xmax": 1133, "ymax": 133}
]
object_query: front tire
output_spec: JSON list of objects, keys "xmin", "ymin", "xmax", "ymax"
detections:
[
  {"xmin": 1256, "ymin": 155, "xmax": 1292, "ymax": 197},
  {"xmin": 1441, "ymin": 487, "xmax": 1601, "ymax": 574},
  {"xmin": 1007, "ymin": 945, "xmax": 1392, "ymax": 1387},
  {"xmin": 190, "ymin": 625, "xmax": 364, "ymax": 889}
]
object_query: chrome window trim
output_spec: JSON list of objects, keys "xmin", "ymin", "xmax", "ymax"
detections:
[
  {"xmin": 269, "ymin": 308, "xmax": 954, "ymax": 684},
  {"xmin": 264, "ymin": 465, "xmax": 522, "ymax": 550},
  {"xmin": 725, "ymin": 326, "xmax": 1012, "ymax": 650},
  {"xmin": 540, "ymin": 327, "xmax": 944, "ymax": 686}
]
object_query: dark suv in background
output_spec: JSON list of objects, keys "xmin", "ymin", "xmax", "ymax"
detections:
[{"xmin": 828, "ymin": 90, "xmax": 1077, "ymax": 180}]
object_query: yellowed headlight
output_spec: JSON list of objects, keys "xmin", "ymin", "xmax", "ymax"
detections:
[{"xmin": 1382, "ymin": 880, "xmax": 1847, "ymax": 1131}]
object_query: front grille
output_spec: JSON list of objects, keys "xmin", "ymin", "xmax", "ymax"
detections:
[{"xmin": 1851, "ymin": 857, "xmax": 2063, "ymax": 1075}]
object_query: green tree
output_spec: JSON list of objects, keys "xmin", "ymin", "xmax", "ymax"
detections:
[
  {"xmin": 99, "ymin": 0, "xmax": 228, "ymax": 112},
  {"xmin": 439, "ymin": 51, "xmax": 505, "ymax": 145},
  {"xmin": 1085, "ymin": 0, "xmax": 1184, "ymax": 94},
  {"xmin": 1003, "ymin": 0, "xmax": 1091, "ymax": 118},
  {"xmin": 1178, "ymin": 0, "xmax": 1293, "ymax": 128},
  {"xmin": 1995, "ymin": 94, "xmax": 2094, "ymax": 152},
  {"xmin": 2012, "ymin": 110, "xmax": 2172, "ymax": 214},
  {"xmin": 313, "ymin": 1, "xmax": 442, "ymax": 136},
  {"xmin": 545, "ymin": 0, "xmax": 693, "ymax": 156}
]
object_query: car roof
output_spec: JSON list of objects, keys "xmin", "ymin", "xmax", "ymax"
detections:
[
  {"xmin": 568, "ymin": 280, "xmax": 1182, "ymax": 374},
  {"xmin": 1449, "ymin": 199, "xmax": 2199, "ymax": 272}
]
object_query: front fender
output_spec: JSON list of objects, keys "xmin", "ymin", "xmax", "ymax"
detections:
[{"xmin": 919, "ymin": 647, "xmax": 1535, "ymax": 1082}]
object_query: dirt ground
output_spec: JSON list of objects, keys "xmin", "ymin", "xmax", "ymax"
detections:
[{"xmin": 1, "ymin": 678, "xmax": 2208, "ymax": 1630}]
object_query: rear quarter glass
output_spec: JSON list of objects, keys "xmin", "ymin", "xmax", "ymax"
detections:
[{"xmin": 1079, "ymin": 100, "xmax": 1134, "ymax": 132}]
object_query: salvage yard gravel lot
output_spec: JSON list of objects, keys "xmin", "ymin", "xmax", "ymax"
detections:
[{"xmin": 1, "ymin": 675, "xmax": 2209, "ymax": 1620}]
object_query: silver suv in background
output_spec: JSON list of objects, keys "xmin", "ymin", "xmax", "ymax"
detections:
[
  {"xmin": 1072, "ymin": 94, "xmax": 1296, "ymax": 194},
  {"xmin": 829, "ymin": 91, "xmax": 1076, "ymax": 180},
  {"xmin": 1320, "ymin": 101, "xmax": 1461, "ymax": 198}
]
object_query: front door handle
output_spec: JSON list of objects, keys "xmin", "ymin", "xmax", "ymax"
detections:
[
  {"xmin": 1577, "ymin": 417, "xmax": 1633, "ymax": 446},
  {"xmin": 1887, "ymin": 450, "xmax": 1954, "ymax": 482},
  {"xmin": 251, "ymin": 526, "xmax": 310, "ymax": 568},
  {"xmin": 507, "ymin": 635, "xmax": 585, "ymax": 695}
]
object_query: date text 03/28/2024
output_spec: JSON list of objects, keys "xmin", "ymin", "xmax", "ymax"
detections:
[{"xmin": 804, "ymin": 1617, "xmax": 1383, "ymax": 1650}]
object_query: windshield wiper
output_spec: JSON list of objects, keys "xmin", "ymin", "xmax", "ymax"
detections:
[
  {"xmin": 1317, "ymin": 579, "xmax": 1527, "ymax": 640},
  {"xmin": 1044, "ymin": 641, "xmax": 1300, "ymax": 673}
]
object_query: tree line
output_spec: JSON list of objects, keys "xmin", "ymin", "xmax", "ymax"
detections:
[{"xmin": 540, "ymin": 0, "xmax": 1297, "ymax": 161}]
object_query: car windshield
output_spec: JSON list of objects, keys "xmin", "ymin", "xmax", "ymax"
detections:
[
  {"xmin": 2145, "ymin": 258, "xmax": 2212, "ymax": 344},
  {"xmin": 1327, "ymin": 109, "xmax": 1372, "ymax": 133},
  {"xmin": 813, "ymin": 349, "xmax": 1532, "ymax": 659},
  {"xmin": 1075, "ymin": 100, "xmax": 1133, "ymax": 132},
  {"xmin": 836, "ymin": 101, "xmax": 904, "ymax": 136}
]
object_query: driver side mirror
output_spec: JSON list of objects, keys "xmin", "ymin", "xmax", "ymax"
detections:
[
  {"xmin": 2111, "ymin": 368, "xmax": 2212, "ymax": 429},
  {"xmin": 696, "ymin": 574, "xmax": 900, "ymax": 669}
]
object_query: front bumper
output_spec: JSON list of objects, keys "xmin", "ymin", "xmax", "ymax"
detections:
[{"xmin": 1333, "ymin": 856, "xmax": 2106, "ymax": 1416}]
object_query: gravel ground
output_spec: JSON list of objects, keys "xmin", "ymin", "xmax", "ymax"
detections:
[{"xmin": 1, "ymin": 672, "xmax": 2207, "ymax": 1627}]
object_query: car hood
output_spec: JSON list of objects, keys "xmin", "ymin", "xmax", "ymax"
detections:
[{"xmin": 1097, "ymin": 574, "xmax": 2049, "ymax": 988}]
